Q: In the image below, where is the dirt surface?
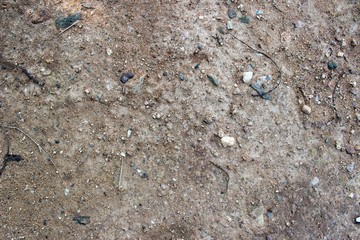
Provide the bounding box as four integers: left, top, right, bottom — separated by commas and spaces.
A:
0, 0, 359, 239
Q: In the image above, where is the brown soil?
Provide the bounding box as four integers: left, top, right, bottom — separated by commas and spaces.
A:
0, 0, 359, 239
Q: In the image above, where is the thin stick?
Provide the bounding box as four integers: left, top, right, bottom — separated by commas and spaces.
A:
0, 125, 58, 172
118, 158, 124, 190
59, 20, 79, 35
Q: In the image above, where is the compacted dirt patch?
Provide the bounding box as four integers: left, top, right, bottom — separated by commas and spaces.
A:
0, 0, 359, 239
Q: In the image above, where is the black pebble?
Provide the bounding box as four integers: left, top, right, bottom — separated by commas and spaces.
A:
120, 72, 134, 83
141, 172, 148, 179
328, 61, 337, 70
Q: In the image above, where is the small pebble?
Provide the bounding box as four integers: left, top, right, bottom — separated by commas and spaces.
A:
221, 136, 236, 147
64, 188, 70, 196
73, 216, 90, 225
301, 105, 312, 115
228, 9, 237, 19
120, 72, 134, 83
293, 20, 305, 29
227, 21, 234, 30
242, 71, 253, 83
240, 16, 250, 24
336, 51, 344, 58
251, 206, 264, 225
207, 74, 220, 86
310, 177, 320, 187
256, 10, 263, 16
327, 61, 337, 70
336, 140, 342, 150
178, 73, 186, 81
346, 146, 356, 155
346, 163, 355, 173
266, 210, 273, 219
233, 88, 241, 95
355, 217, 360, 224
106, 48, 113, 56
127, 129, 132, 138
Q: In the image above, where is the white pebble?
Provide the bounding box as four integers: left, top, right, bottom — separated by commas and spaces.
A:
221, 136, 236, 147
242, 72, 253, 83
227, 21, 234, 30
106, 47, 113, 56
336, 51, 344, 57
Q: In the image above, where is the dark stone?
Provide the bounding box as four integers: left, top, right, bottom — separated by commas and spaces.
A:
207, 74, 220, 86
178, 73, 186, 81
228, 9, 237, 19
266, 209, 273, 219
55, 13, 81, 29
73, 216, 90, 225
328, 61, 337, 70
240, 16, 250, 24
120, 72, 134, 83
141, 172, 148, 179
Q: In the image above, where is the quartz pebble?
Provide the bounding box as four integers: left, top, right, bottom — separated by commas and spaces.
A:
336, 51, 344, 57
242, 72, 253, 83
221, 136, 236, 147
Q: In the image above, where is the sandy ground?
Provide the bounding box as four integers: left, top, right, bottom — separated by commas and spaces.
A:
0, 0, 359, 239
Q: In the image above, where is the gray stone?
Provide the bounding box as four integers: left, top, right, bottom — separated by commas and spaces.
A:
55, 13, 81, 29
228, 9, 237, 19
346, 163, 355, 173
310, 177, 319, 187
252, 206, 264, 225
293, 20, 305, 29
207, 75, 220, 86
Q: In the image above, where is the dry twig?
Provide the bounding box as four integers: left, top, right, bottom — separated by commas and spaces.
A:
228, 32, 282, 97
59, 20, 79, 35
0, 125, 58, 172
118, 158, 124, 190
